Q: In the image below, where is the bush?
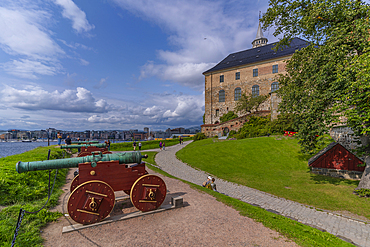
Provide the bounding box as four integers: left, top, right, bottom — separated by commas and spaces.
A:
193, 132, 207, 141
234, 114, 297, 139
220, 111, 238, 123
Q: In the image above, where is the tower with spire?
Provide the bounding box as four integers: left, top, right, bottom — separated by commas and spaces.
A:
252, 13, 268, 48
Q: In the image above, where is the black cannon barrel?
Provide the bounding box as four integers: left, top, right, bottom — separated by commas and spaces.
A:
16, 152, 147, 174
60, 143, 107, 149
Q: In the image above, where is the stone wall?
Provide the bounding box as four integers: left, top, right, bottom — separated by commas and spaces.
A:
201, 111, 270, 138
311, 167, 363, 180
204, 56, 290, 125
329, 126, 360, 151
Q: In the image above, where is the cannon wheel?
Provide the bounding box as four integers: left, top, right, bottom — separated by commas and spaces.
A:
70, 174, 79, 192
68, 180, 115, 225
78, 151, 91, 157
130, 174, 166, 212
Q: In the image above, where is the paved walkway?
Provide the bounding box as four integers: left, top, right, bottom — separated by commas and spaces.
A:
153, 141, 370, 247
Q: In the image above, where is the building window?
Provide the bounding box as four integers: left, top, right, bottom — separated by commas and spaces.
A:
216, 109, 219, 117
253, 68, 258, 77
219, 90, 225, 102
235, 72, 240, 80
220, 75, 224, 83
271, 82, 279, 92
252, 85, 259, 97
272, 64, 278, 73
234, 87, 241, 101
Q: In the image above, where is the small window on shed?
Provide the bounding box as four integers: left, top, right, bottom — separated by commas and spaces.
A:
215, 109, 219, 117
253, 69, 258, 77
220, 75, 224, 83
235, 72, 240, 80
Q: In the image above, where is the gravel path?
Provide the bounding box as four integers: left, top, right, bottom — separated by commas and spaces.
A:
155, 141, 370, 247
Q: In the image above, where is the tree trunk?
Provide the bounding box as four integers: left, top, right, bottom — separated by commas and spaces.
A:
356, 155, 370, 190
356, 136, 370, 190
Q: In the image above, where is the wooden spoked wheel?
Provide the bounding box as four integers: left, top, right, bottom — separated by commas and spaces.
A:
78, 152, 91, 157
130, 174, 167, 212
68, 180, 115, 225
70, 174, 79, 192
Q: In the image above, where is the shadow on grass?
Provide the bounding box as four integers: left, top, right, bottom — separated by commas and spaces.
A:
309, 173, 359, 186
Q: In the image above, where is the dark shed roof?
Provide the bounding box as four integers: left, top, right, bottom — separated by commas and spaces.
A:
203, 37, 309, 75
308, 142, 364, 165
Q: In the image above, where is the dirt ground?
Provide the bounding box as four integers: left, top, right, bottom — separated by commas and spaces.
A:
41, 169, 297, 247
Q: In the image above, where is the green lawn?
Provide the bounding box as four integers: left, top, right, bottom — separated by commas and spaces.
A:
176, 137, 370, 219
0, 146, 69, 246
110, 138, 191, 151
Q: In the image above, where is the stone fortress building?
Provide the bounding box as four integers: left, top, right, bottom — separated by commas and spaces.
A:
201, 22, 309, 137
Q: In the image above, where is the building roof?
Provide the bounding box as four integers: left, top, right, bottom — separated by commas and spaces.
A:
203, 37, 309, 75
308, 142, 364, 165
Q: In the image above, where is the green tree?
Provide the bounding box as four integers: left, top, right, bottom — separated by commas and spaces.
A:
220, 111, 239, 123
235, 93, 268, 114
261, 0, 370, 188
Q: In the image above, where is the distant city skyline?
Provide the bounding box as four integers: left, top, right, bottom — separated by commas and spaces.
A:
0, 0, 277, 131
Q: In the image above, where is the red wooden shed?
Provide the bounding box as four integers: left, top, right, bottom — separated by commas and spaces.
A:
308, 142, 364, 172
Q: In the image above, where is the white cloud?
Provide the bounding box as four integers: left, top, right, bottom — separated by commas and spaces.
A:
1, 59, 61, 79
87, 92, 204, 128
113, 0, 270, 89
79, 58, 89, 66
94, 77, 108, 89
53, 0, 95, 33
1, 85, 111, 113
140, 62, 214, 90
0, 6, 64, 60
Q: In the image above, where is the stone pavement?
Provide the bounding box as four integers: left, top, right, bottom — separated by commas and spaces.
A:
153, 141, 370, 247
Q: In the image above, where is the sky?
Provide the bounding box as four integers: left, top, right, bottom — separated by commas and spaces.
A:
0, 0, 277, 131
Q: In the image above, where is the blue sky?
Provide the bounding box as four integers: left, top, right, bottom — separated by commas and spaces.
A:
0, 0, 277, 131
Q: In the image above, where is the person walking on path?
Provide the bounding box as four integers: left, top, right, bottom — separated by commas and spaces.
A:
57, 132, 62, 146
159, 141, 163, 151
139, 142, 142, 150
105, 139, 111, 151
77, 137, 81, 152
133, 140, 137, 151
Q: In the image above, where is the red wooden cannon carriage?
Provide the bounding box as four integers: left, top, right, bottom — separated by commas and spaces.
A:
16, 152, 166, 225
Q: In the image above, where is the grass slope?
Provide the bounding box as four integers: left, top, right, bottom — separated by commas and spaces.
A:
0, 146, 69, 246
110, 138, 190, 151
176, 137, 370, 219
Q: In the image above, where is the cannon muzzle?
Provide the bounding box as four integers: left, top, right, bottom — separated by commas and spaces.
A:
16, 151, 147, 174
60, 143, 107, 149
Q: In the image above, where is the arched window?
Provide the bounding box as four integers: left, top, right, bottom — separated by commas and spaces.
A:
271, 82, 279, 92
252, 85, 259, 97
219, 90, 225, 102
234, 87, 241, 101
